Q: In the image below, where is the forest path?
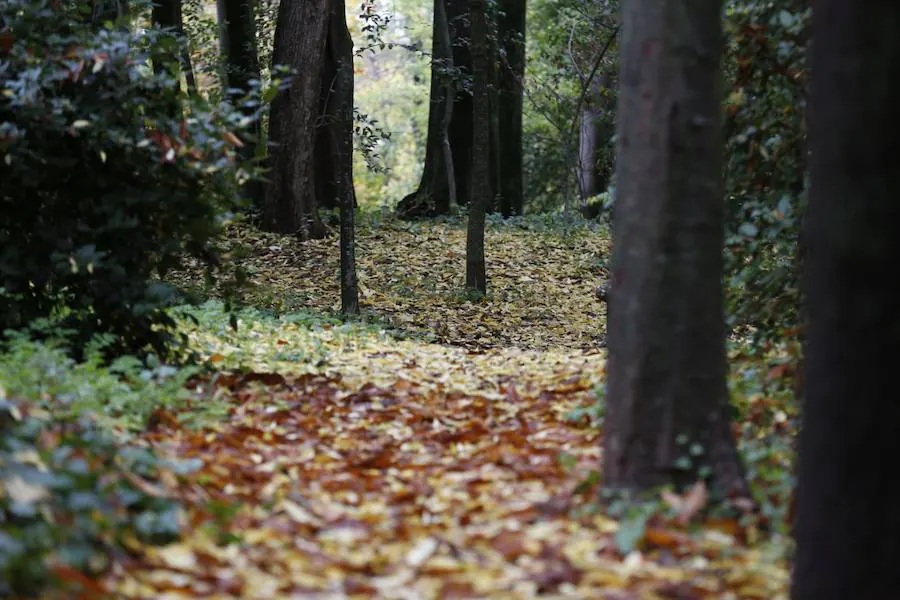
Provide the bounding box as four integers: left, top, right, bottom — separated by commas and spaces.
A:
109, 218, 789, 598
104, 339, 786, 598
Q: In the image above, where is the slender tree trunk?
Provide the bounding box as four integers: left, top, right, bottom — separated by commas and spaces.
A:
438, 0, 457, 211
396, 0, 455, 219
497, 0, 525, 216
448, 0, 473, 207
217, 0, 263, 206
488, 19, 502, 215
466, 0, 489, 293
791, 3, 900, 598
578, 106, 600, 199
321, 0, 359, 315
177, 3, 197, 94
262, 0, 329, 239
604, 0, 749, 498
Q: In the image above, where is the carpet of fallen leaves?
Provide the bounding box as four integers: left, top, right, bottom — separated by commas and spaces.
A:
106, 217, 790, 599
173, 215, 609, 351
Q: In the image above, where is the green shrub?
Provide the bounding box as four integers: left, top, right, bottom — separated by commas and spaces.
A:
0, 330, 200, 431
722, 1, 810, 345
0, 396, 195, 597
0, 0, 259, 360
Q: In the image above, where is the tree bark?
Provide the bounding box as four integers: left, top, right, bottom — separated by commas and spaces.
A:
497, 0, 525, 216
578, 75, 615, 201
448, 0, 473, 207
791, 3, 900, 598
465, 0, 489, 293
578, 106, 601, 199
315, 0, 356, 213
217, 0, 263, 206
604, 0, 749, 498
177, 2, 197, 94
320, 0, 359, 315
396, 0, 456, 219
262, 0, 329, 239
488, 16, 502, 215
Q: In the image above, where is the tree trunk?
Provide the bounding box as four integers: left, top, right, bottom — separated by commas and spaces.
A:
315, 0, 357, 213
603, 0, 749, 498
488, 17, 502, 215
177, 2, 197, 94
465, 0, 489, 293
448, 0, 473, 207
497, 0, 525, 216
578, 75, 614, 201
791, 3, 900, 598
217, 0, 263, 206
262, 0, 329, 239
396, 0, 456, 219
578, 106, 600, 199
320, 0, 359, 315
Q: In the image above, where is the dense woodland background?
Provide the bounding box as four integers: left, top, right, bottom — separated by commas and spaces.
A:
2, 0, 897, 598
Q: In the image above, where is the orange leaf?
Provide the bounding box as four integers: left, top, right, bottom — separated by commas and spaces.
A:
49, 565, 107, 595
643, 526, 692, 550
223, 130, 245, 148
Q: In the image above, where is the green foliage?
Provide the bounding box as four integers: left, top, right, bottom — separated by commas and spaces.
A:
173, 300, 396, 373
0, 393, 194, 597
565, 383, 606, 426
728, 340, 799, 539
523, 0, 618, 212
0, 0, 259, 359
0, 330, 201, 431
348, 1, 431, 208
722, 1, 810, 344
183, 0, 224, 97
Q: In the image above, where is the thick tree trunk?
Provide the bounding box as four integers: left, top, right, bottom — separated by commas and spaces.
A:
791, 3, 900, 598
262, 0, 329, 239
604, 0, 749, 498
465, 0, 489, 293
315, 0, 357, 213
448, 0, 473, 207
217, 0, 263, 206
497, 0, 525, 216
396, 0, 455, 219
319, 0, 359, 315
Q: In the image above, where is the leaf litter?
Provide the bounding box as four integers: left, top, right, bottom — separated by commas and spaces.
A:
101, 217, 789, 598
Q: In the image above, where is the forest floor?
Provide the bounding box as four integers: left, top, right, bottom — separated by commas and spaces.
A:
102, 215, 792, 598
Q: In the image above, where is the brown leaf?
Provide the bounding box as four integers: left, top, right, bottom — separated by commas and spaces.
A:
491, 529, 528, 561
